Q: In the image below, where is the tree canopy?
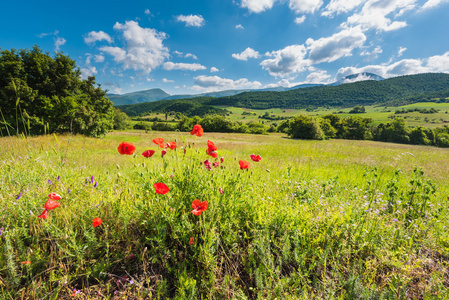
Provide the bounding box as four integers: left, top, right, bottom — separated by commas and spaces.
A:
0, 46, 114, 137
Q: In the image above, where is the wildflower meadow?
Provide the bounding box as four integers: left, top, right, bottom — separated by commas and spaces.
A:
1, 127, 449, 299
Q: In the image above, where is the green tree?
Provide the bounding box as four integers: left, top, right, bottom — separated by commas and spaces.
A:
0, 46, 114, 137
287, 115, 324, 140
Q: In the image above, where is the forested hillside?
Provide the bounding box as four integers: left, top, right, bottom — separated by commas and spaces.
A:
118, 73, 449, 116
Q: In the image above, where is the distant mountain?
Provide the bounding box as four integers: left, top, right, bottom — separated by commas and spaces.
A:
107, 88, 170, 106
117, 73, 449, 117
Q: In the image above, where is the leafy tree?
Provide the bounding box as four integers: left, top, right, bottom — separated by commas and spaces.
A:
287, 115, 324, 140
0, 46, 114, 137
113, 108, 132, 130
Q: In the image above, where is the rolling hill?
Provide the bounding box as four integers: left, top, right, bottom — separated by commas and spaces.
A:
116, 73, 449, 117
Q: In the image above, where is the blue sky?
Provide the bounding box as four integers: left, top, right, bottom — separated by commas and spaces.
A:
1, 0, 449, 95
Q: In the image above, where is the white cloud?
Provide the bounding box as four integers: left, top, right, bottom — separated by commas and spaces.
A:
321, 0, 365, 17
173, 50, 183, 56
176, 15, 205, 27
84, 31, 113, 44
146, 78, 154, 82
80, 66, 97, 79
288, 0, 323, 14
422, 0, 449, 9
294, 16, 306, 24
343, 0, 416, 32
236, 24, 244, 29
185, 53, 198, 60
37, 30, 59, 38
306, 69, 332, 83
336, 51, 449, 80
398, 47, 407, 57
162, 78, 175, 83
54, 37, 66, 52
361, 45, 383, 60
232, 47, 261, 61
261, 44, 309, 77
192, 75, 262, 92
145, 9, 151, 15
94, 54, 105, 63
210, 67, 219, 72
240, 0, 276, 13
99, 21, 169, 73
307, 26, 366, 64
163, 62, 206, 71
342, 73, 379, 84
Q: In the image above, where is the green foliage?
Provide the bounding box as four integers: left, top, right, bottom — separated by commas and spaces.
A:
349, 105, 366, 113
113, 108, 132, 130
0, 46, 114, 137
287, 115, 325, 140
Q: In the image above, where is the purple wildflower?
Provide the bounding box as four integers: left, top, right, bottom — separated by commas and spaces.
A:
91, 175, 94, 184
57, 175, 60, 181
94, 182, 98, 188
48, 179, 53, 185
15, 193, 22, 200
67, 188, 72, 193
129, 279, 134, 284
0, 228, 4, 236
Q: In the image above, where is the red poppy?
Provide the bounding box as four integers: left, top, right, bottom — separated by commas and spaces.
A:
117, 142, 136, 155
153, 138, 165, 148
154, 182, 169, 194
239, 160, 250, 170
184, 147, 187, 155
21, 261, 31, 264
44, 199, 60, 210
219, 187, 224, 194
250, 154, 262, 162
48, 192, 61, 201
92, 218, 102, 227
212, 162, 219, 168
142, 149, 155, 158
189, 237, 195, 245
161, 149, 167, 157
190, 124, 204, 137
166, 142, 177, 150
206, 149, 218, 158
37, 209, 49, 219
191, 199, 208, 216
204, 160, 212, 170
220, 157, 224, 163
207, 140, 217, 151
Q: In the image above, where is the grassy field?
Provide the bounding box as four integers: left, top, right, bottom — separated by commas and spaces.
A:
1, 131, 449, 299
214, 103, 449, 128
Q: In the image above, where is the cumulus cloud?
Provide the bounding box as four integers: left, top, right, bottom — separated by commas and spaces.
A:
336, 51, 449, 80
232, 47, 261, 61
343, 0, 416, 32
54, 37, 66, 52
94, 54, 105, 63
294, 16, 306, 24
422, 0, 449, 9
288, 0, 323, 14
80, 66, 97, 79
185, 53, 198, 60
261, 45, 309, 77
305, 69, 332, 83
176, 15, 205, 27
84, 31, 113, 45
307, 26, 366, 64
163, 62, 206, 71
210, 67, 219, 72
236, 24, 244, 29
145, 9, 151, 15
192, 75, 262, 92
321, 0, 365, 17
99, 21, 169, 73
162, 78, 175, 83
240, 0, 276, 13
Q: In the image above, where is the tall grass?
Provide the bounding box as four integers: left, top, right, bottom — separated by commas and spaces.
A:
0, 131, 448, 299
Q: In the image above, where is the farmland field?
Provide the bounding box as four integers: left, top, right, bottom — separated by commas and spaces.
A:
1, 131, 449, 299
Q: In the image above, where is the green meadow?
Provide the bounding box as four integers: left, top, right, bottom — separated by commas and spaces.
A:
1, 131, 449, 299
213, 102, 449, 128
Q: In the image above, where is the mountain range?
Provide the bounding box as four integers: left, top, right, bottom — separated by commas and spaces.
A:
107, 72, 382, 106
116, 73, 449, 117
